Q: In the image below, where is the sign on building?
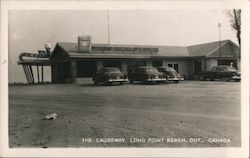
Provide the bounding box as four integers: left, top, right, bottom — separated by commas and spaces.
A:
78, 35, 92, 53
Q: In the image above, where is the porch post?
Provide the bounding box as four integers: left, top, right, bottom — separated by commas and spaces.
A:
71, 60, 77, 83
121, 61, 127, 73
96, 61, 103, 70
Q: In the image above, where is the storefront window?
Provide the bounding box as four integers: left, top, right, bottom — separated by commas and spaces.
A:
153, 61, 162, 67
167, 63, 179, 72
218, 60, 237, 69
103, 60, 121, 69
174, 64, 179, 72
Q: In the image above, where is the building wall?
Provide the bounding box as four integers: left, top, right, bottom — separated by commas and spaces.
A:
237, 58, 241, 71
56, 58, 238, 83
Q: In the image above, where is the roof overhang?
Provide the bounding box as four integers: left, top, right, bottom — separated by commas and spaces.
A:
68, 52, 191, 59
18, 59, 52, 66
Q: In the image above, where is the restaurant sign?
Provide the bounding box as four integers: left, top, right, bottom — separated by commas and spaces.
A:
91, 46, 159, 54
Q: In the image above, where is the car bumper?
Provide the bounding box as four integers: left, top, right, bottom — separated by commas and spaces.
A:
147, 78, 166, 82
168, 77, 184, 81
108, 78, 129, 82
232, 76, 241, 80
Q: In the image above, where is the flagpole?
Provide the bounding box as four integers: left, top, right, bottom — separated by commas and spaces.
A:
107, 10, 110, 45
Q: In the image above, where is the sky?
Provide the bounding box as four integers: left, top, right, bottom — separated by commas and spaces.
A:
8, 10, 238, 83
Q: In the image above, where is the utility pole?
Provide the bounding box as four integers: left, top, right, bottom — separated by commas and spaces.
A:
218, 22, 222, 65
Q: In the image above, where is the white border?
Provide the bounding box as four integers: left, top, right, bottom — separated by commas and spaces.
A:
1, 1, 249, 157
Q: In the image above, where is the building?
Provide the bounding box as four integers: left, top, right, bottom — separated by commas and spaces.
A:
18, 35, 240, 84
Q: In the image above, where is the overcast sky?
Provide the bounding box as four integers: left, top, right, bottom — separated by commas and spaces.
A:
8, 10, 238, 83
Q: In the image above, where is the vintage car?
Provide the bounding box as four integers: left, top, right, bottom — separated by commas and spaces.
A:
157, 67, 184, 83
128, 66, 166, 84
198, 65, 241, 81
92, 67, 128, 85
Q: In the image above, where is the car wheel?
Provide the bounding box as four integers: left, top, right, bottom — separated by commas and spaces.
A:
143, 80, 148, 84
174, 81, 179, 83
119, 82, 124, 85
93, 80, 98, 85
104, 80, 111, 86
199, 76, 205, 81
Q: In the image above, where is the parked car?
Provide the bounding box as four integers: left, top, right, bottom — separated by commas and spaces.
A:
157, 67, 184, 83
92, 67, 128, 85
128, 66, 166, 84
198, 65, 241, 81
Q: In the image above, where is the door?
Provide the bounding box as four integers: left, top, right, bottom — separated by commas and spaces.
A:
194, 61, 202, 74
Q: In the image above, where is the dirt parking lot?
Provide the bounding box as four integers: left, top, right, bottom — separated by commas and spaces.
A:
9, 80, 241, 147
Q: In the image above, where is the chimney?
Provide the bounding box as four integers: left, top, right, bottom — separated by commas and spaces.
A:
78, 35, 92, 53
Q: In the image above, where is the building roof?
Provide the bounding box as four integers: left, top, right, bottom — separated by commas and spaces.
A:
52, 40, 239, 59
18, 59, 52, 66
187, 40, 236, 57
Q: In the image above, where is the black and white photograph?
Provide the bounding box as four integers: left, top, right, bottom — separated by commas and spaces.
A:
0, 0, 249, 157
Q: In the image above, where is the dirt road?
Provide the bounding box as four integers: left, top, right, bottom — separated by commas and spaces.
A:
9, 81, 241, 147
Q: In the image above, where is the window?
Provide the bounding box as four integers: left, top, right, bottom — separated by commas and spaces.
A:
168, 64, 173, 67
174, 64, 179, 73
136, 61, 146, 67
103, 60, 121, 69
153, 61, 163, 67
168, 63, 179, 72
218, 60, 237, 68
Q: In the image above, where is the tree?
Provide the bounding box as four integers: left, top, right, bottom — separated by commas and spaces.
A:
227, 9, 241, 56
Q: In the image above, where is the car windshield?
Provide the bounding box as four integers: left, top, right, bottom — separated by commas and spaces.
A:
145, 67, 159, 73
103, 68, 121, 73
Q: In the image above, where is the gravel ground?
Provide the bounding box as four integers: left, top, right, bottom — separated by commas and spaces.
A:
9, 80, 241, 148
